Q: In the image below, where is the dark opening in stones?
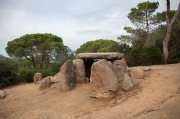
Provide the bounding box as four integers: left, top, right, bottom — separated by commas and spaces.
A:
83, 59, 94, 80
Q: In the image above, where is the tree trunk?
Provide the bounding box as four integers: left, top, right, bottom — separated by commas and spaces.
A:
163, 35, 170, 64
31, 55, 36, 68
145, 30, 151, 47
144, 11, 151, 47
163, 0, 180, 64
40, 53, 44, 69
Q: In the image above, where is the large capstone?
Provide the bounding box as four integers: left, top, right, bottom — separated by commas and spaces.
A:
77, 52, 123, 60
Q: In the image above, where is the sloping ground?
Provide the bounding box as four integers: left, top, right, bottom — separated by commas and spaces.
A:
0, 63, 180, 119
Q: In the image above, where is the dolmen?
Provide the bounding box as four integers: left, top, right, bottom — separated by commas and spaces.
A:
34, 52, 149, 99
58, 52, 134, 99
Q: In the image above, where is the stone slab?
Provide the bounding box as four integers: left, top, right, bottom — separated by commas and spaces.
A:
77, 52, 123, 60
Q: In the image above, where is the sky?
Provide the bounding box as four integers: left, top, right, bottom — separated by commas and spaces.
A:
0, 0, 179, 56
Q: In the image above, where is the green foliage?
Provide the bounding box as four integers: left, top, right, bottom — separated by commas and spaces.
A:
4, 33, 75, 86
118, 1, 160, 47
118, 2, 179, 64
5, 33, 65, 69
18, 67, 35, 83
154, 10, 176, 23
152, 11, 180, 64
128, 1, 159, 27
118, 27, 146, 47
0, 55, 18, 88
40, 68, 56, 78
47, 63, 60, 75
168, 17, 180, 63
168, 40, 180, 63
18, 65, 59, 83
125, 46, 163, 66
50, 46, 76, 66
76, 39, 125, 54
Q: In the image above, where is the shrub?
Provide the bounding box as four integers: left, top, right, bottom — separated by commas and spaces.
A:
168, 40, 180, 63
18, 68, 36, 83
0, 55, 18, 88
18, 66, 59, 83
40, 68, 56, 78
125, 46, 163, 66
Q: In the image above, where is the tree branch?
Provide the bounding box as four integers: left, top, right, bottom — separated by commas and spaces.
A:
23, 55, 32, 61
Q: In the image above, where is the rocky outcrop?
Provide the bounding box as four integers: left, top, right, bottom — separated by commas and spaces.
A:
59, 60, 75, 91
39, 76, 51, 91
73, 59, 86, 83
122, 73, 134, 91
34, 73, 42, 84
130, 67, 144, 79
112, 59, 127, 83
0, 90, 7, 99
90, 59, 119, 99
78, 52, 123, 60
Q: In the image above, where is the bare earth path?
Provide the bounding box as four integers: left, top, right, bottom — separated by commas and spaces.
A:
0, 63, 180, 119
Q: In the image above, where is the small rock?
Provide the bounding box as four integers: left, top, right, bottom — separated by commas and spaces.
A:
85, 77, 90, 84
50, 75, 59, 83
130, 67, 144, 79
0, 90, 7, 99
142, 67, 151, 71
43, 116, 48, 119
40, 91, 46, 95
110, 99, 116, 105
39, 76, 51, 91
122, 73, 134, 91
163, 116, 166, 118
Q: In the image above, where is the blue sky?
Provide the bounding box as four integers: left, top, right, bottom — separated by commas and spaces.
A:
0, 0, 179, 56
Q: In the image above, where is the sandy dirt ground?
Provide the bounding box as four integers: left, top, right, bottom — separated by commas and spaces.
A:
0, 63, 180, 119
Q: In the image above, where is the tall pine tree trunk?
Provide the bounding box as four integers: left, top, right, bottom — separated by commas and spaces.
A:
163, 0, 180, 64
144, 11, 151, 47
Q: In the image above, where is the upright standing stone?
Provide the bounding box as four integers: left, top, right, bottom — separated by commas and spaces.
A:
73, 59, 86, 84
90, 59, 119, 99
112, 59, 127, 83
34, 73, 42, 84
59, 60, 75, 91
